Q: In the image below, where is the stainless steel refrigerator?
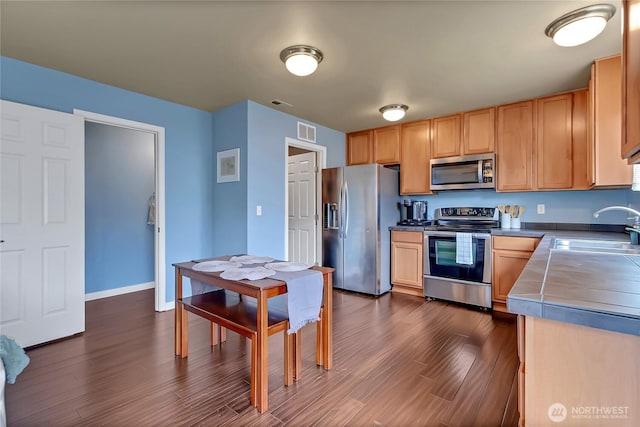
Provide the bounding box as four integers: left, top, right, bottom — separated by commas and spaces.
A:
322, 164, 400, 295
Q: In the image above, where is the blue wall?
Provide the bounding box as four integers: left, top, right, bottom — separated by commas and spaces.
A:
1, 56, 214, 303
246, 101, 345, 258
85, 122, 155, 293
210, 100, 345, 259
409, 188, 637, 225
211, 101, 249, 257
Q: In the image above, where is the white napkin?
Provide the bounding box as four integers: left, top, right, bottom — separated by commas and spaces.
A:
220, 267, 277, 281
271, 269, 323, 334
229, 255, 275, 264
455, 233, 474, 265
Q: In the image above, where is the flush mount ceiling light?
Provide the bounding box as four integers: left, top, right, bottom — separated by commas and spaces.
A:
379, 104, 409, 122
279, 45, 323, 77
545, 4, 616, 47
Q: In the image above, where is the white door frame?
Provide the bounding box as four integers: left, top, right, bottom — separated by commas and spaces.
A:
284, 137, 326, 265
73, 109, 167, 312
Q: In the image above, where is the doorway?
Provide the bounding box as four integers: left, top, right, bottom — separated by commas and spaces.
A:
285, 137, 326, 264
74, 110, 167, 311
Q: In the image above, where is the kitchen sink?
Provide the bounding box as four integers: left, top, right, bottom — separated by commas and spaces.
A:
550, 238, 640, 255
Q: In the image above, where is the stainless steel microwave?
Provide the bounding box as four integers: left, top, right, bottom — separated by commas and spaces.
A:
430, 153, 495, 190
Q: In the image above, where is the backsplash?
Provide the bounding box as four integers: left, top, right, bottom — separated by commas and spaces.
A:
408, 189, 638, 225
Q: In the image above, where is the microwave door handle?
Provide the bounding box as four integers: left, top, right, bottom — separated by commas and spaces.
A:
477, 160, 483, 183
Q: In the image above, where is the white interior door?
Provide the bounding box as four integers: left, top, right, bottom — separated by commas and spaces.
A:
287, 151, 317, 263
0, 100, 85, 347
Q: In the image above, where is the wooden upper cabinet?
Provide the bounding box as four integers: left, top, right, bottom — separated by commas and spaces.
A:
622, 0, 640, 163
591, 55, 633, 185
431, 114, 462, 158
572, 89, 591, 190
463, 107, 495, 155
346, 130, 373, 165
536, 93, 573, 190
496, 100, 535, 192
400, 120, 433, 195
373, 125, 401, 165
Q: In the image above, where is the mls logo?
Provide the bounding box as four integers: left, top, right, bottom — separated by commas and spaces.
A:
548, 403, 568, 423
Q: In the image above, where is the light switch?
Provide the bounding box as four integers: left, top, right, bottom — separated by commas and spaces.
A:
256, 205, 262, 216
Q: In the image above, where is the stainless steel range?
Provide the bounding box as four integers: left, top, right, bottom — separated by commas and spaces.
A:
423, 207, 499, 309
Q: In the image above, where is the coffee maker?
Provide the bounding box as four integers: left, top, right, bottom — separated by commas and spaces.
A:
399, 199, 429, 225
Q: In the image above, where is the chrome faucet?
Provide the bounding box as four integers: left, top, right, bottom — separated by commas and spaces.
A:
593, 206, 640, 227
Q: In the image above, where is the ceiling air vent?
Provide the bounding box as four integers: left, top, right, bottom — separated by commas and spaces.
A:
297, 122, 316, 143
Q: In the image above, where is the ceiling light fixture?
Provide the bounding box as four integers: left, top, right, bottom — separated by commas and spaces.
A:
379, 104, 408, 122
545, 4, 616, 47
279, 45, 323, 77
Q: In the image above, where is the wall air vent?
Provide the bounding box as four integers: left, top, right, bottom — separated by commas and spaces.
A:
271, 99, 293, 107
297, 122, 316, 143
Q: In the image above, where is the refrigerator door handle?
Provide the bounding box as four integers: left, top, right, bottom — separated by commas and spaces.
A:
344, 181, 349, 239
339, 183, 344, 238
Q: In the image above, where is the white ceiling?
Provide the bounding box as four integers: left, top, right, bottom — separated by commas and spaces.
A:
0, 1, 623, 133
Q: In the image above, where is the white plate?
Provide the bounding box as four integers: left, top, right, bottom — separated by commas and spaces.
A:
220, 267, 277, 281
192, 260, 242, 272
265, 262, 313, 272
229, 255, 275, 264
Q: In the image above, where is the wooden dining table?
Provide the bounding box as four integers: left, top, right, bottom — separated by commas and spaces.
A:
173, 256, 334, 413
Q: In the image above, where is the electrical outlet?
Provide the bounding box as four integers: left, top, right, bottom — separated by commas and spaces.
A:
537, 204, 545, 214
256, 205, 262, 216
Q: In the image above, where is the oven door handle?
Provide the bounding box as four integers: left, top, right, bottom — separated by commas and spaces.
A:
423, 230, 491, 239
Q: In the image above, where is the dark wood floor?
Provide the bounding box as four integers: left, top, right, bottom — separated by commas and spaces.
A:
5, 288, 519, 426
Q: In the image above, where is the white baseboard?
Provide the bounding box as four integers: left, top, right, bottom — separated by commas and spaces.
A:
85, 281, 156, 301
157, 300, 175, 312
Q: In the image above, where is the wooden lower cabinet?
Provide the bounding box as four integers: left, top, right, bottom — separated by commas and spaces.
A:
492, 236, 540, 312
391, 230, 423, 296
518, 316, 640, 426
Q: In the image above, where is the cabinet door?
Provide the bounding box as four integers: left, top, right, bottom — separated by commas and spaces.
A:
400, 120, 432, 195
431, 114, 462, 158
622, 0, 640, 163
593, 56, 633, 185
374, 125, 401, 164
463, 107, 495, 155
497, 100, 535, 191
391, 241, 423, 289
571, 89, 593, 190
537, 93, 573, 190
346, 130, 373, 165
572, 89, 591, 190
492, 249, 532, 304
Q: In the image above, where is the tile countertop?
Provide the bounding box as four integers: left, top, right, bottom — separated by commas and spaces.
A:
505, 229, 640, 336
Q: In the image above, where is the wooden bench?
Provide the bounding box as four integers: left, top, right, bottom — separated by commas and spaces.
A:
178, 289, 297, 406
207, 309, 322, 382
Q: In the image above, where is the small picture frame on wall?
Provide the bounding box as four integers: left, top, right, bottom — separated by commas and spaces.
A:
217, 148, 240, 183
